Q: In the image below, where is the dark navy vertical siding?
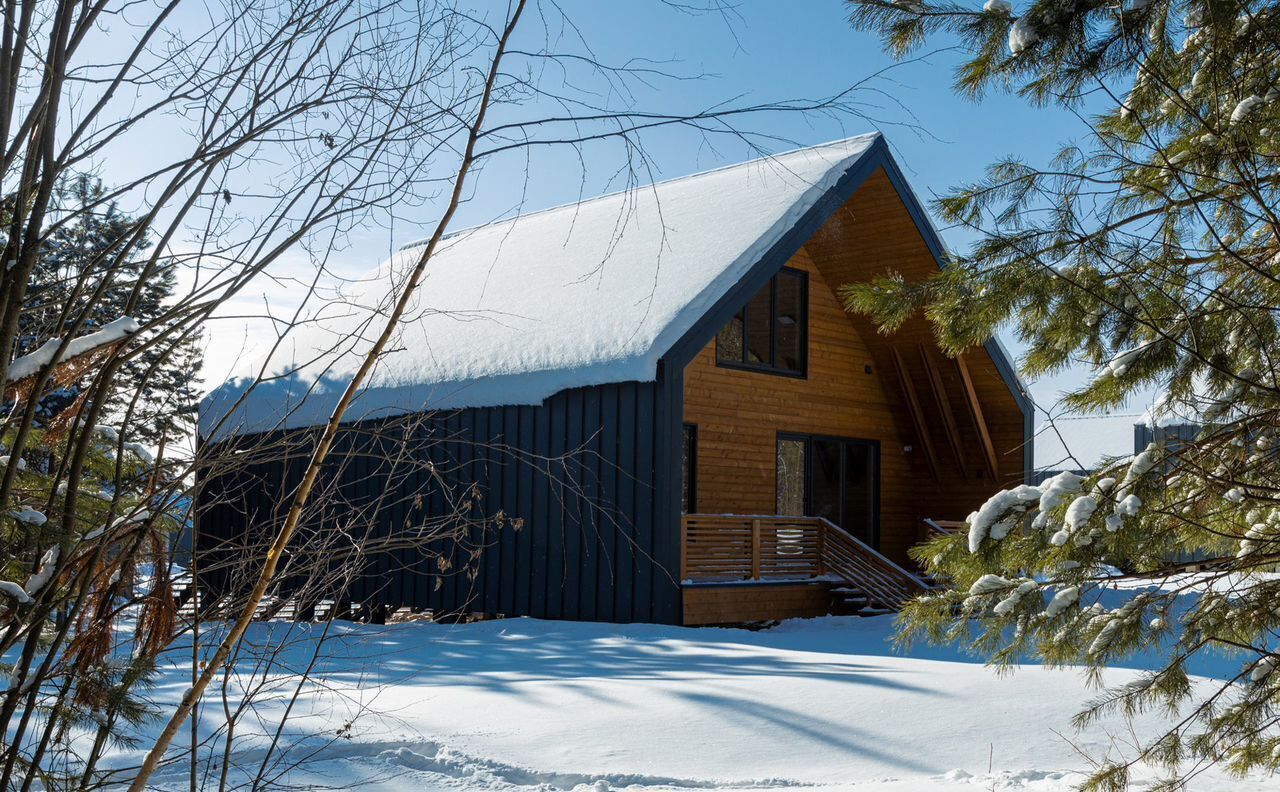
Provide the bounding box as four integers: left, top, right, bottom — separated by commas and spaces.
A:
546, 395, 567, 619
652, 363, 684, 624
598, 388, 618, 623
562, 389, 583, 619
530, 404, 551, 617
196, 378, 681, 624
514, 406, 535, 615
1134, 421, 1201, 454
580, 388, 601, 621
614, 386, 637, 622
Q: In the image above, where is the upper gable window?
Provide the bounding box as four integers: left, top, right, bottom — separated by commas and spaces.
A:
715, 268, 807, 376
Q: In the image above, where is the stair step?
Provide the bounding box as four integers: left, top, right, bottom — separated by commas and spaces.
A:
827, 584, 896, 617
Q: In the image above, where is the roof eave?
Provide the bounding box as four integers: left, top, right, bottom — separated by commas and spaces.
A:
659, 136, 1036, 479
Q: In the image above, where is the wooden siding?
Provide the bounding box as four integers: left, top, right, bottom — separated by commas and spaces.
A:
683, 582, 832, 625
682, 167, 1027, 568
682, 246, 922, 564
802, 168, 1028, 507
197, 379, 683, 624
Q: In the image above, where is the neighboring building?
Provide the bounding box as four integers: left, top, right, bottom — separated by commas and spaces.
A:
197, 135, 1032, 626
1033, 418, 1202, 484
1134, 421, 1202, 455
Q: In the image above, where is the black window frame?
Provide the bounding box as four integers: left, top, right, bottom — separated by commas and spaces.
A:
715, 267, 808, 378
774, 431, 881, 548
681, 423, 698, 514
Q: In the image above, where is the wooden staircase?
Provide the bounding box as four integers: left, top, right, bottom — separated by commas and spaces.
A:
828, 586, 896, 617
681, 514, 934, 615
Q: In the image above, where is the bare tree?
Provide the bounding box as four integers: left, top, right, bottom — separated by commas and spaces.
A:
0, 0, 913, 787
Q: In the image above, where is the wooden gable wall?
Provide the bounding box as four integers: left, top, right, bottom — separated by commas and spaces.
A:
682, 167, 1027, 567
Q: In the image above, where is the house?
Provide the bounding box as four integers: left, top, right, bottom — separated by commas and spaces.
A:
1134, 420, 1201, 458
197, 134, 1032, 626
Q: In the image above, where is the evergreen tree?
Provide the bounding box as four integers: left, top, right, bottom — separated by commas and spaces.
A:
16, 176, 202, 448
844, 0, 1280, 787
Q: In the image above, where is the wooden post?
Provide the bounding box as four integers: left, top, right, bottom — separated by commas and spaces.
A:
815, 519, 826, 576
751, 518, 762, 580
891, 347, 941, 481
680, 515, 688, 580
919, 344, 967, 477
955, 353, 999, 481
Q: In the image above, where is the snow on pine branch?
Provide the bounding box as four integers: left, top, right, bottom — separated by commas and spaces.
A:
965, 446, 1160, 553
966, 470, 1086, 552
23, 547, 59, 596
967, 485, 1044, 551
1101, 340, 1157, 378
1230, 95, 1264, 126
0, 581, 32, 605
8, 506, 47, 526
1008, 16, 1039, 54
4, 317, 141, 384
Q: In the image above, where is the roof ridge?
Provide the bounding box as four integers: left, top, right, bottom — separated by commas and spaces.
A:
398, 132, 882, 251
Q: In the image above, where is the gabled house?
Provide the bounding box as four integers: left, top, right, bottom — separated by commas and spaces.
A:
198, 134, 1032, 626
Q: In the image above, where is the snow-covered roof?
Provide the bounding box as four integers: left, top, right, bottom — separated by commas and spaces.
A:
200, 134, 889, 440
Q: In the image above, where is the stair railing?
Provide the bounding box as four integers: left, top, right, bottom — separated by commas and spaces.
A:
921, 517, 965, 537
681, 513, 933, 611
813, 516, 932, 610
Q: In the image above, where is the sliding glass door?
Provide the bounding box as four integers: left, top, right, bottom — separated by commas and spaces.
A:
776, 434, 879, 547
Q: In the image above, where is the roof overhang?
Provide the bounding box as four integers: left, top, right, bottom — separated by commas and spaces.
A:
660, 135, 1034, 478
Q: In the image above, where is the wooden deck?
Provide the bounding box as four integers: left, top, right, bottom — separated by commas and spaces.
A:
680, 514, 933, 625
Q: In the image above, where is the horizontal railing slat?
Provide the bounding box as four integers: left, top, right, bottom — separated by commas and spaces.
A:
682, 513, 932, 611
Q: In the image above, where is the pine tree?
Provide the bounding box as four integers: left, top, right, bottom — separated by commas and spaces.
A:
1, 177, 192, 788
843, 0, 1280, 787
16, 176, 202, 447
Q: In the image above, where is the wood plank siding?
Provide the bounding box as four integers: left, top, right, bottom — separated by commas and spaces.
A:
682, 168, 1026, 567
683, 582, 832, 626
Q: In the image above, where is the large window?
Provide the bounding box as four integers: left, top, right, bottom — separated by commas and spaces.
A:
775, 433, 879, 547
715, 268, 807, 376
776, 436, 808, 518
681, 424, 697, 513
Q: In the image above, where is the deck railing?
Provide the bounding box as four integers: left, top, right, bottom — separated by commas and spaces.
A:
681, 514, 932, 610
920, 517, 966, 546
922, 517, 966, 535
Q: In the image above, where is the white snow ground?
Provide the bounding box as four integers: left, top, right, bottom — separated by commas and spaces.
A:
104, 614, 1272, 792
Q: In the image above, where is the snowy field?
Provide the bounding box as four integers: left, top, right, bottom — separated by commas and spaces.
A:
98, 613, 1274, 792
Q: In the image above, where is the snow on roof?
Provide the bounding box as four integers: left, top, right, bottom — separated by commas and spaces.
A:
1139, 392, 1204, 428
201, 134, 882, 439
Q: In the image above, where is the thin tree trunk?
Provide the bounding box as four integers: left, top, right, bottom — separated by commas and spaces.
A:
125, 3, 528, 787
190, 514, 200, 792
